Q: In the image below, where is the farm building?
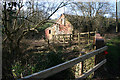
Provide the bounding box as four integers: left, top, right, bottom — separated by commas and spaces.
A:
45, 13, 87, 40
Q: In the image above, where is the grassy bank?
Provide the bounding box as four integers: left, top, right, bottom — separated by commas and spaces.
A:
105, 33, 120, 78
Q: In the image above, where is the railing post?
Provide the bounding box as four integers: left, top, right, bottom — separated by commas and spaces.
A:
48, 39, 49, 47
53, 35, 54, 44
88, 32, 90, 44
63, 34, 65, 44
78, 33, 80, 47
80, 52, 84, 75
94, 33, 105, 77
70, 34, 72, 46
95, 33, 105, 63
58, 35, 60, 41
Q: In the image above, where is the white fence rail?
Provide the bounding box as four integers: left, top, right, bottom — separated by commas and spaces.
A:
20, 46, 108, 80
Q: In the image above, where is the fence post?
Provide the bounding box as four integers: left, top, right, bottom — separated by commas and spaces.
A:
70, 34, 72, 46
58, 35, 60, 41
88, 32, 90, 45
80, 52, 84, 75
53, 35, 54, 44
78, 33, 80, 46
94, 33, 105, 77
48, 39, 49, 47
63, 34, 65, 44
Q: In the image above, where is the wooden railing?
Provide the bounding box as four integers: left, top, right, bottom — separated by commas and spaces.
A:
51, 31, 95, 44
20, 46, 108, 80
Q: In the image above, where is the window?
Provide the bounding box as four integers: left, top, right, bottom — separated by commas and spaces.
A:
49, 30, 51, 34
62, 19, 64, 25
61, 19, 63, 24
61, 18, 65, 25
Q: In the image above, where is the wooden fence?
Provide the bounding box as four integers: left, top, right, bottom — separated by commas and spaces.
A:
20, 46, 107, 80
50, 31, 95, 45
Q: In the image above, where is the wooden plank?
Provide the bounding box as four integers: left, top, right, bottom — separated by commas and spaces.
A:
78, 33, 80, 46
80, 41, 86, 43
80, 32, 88, 35
80, 37, 86, 39
57, 34, 72, 36
20, 46, 108, 79
80, 32, 95, 35
76, 59, 107, 79
90, 32, 95, 34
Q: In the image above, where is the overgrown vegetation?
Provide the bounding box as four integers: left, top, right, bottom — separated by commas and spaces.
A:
11, 50, 75, 79
10, 43, 77, 79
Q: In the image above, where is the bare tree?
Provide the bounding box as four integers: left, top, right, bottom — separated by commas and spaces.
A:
2, 0, 70, 79
70, 2, 113, 32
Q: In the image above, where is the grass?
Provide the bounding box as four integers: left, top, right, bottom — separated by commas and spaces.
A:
105, 34, 120, 77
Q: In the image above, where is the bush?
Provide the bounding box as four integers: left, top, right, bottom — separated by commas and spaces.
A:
12, 51, 75, 79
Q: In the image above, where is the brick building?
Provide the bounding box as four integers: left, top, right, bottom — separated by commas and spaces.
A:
45, 13, 85, 40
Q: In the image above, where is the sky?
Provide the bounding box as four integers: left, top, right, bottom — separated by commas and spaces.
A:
0, 0, 120, 19
21, 0, 120, 2
53, 0, 120, 19
50, 0, 118, 19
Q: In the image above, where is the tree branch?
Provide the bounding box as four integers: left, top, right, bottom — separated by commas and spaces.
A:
13, 3, 24, 29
